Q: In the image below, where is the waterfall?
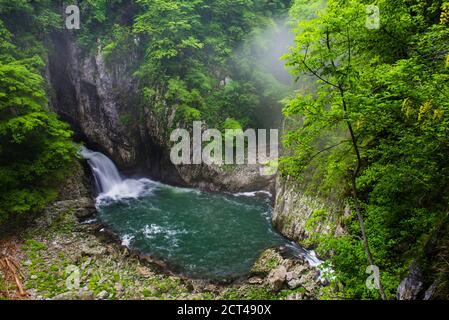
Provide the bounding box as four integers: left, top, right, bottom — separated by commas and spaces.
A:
79, 146, 155, 202
80, 146, 123, 193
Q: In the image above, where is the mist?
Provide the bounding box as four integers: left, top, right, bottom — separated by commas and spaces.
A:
235, 17, 296, 86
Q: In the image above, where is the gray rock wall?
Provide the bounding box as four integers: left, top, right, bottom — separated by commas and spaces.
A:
273, 176, 344, 249
46, 31, 273, 192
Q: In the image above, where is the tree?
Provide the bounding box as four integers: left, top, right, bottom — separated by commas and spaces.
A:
282, 0, 449, 298
0, 19, 76, 225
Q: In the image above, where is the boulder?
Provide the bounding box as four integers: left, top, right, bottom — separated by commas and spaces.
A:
251, 248, 283, 275
97, 290, 109, 300
267, 265, 287, 291
80, 244, 107, 257
252, 248, 324, 297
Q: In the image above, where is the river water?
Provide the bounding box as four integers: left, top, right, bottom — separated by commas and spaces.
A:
80, 146, 320, 280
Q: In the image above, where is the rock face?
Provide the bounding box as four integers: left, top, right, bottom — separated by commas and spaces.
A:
272, 176, 343, 248
47, 32, 184, 186
397, 214, 449, 300
397, 262, 424, 300
397, 260, 445, 301
176, 164, 275, 192
48, 33, 139, 169
36, 161, 96, 230
47, 31, 273, 192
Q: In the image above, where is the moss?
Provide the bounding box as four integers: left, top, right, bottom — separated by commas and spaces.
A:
277, 287, 306, 299
22, 237, 76, 298
0, 274, 8, 299
23, 239, 47, 252
49, 209, 77, 234
221, 285, 280, 300
251, 249, 283, 275
119, 114, 135, 127
16, 194, 313, 300
140, 276, 186, 299
241, 287, 277, 300
198, 292, 215, 300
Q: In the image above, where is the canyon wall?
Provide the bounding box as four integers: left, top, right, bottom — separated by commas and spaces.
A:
272, 175, 344, 250
46, 31, 273, 192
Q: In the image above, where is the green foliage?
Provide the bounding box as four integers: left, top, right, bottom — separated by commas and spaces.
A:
42, 0, 294, 138
166, 78, 203, 125
0, 0, 61, 57
76, 0, 130, 53
131, 0, 293, 131
223, 118, 243, 131
102, 24, 135, 66
0, 0, 292, 225
288, 0, 326, 21
2, 0, 447, 301
282, 0, 449, 299
0, 14, 76, 225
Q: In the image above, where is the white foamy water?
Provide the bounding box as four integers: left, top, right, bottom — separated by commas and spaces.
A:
79, 146, 158, 204
142, 224, 188, 241
121, 234, 135, 247
285, 241, 334, 280
285, 241, 323, 267
232, 190, 273, 198
96, 178, 155, 203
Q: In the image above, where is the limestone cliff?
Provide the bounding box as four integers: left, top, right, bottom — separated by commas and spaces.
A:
272, 175, 344, 250
46, 31, 273, 192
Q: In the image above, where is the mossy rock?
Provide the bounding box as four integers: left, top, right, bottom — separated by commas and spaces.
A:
251, 248, 283, 276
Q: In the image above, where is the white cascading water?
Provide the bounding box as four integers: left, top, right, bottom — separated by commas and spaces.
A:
79, 146, 154, 203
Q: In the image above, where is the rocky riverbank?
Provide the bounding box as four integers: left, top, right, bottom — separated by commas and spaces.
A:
0, 162, 323, 300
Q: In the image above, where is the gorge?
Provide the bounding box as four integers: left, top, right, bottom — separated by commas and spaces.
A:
2, 0, 449, 301
80, 146, 321, 281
